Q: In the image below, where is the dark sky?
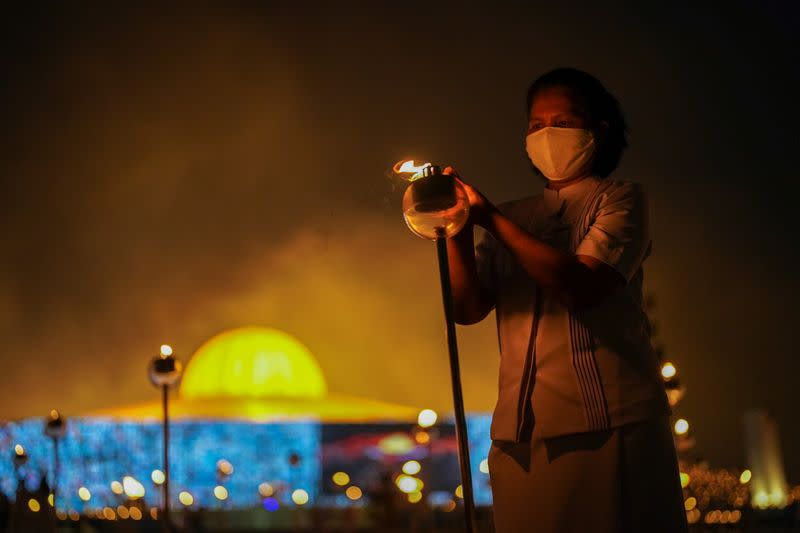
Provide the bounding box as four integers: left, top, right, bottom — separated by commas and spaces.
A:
2, 2, 798, 481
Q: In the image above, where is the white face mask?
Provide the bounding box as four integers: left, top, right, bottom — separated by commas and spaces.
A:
525, 127, 596, 182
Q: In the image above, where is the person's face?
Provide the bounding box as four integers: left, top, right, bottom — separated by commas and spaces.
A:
527, 86, 592, 135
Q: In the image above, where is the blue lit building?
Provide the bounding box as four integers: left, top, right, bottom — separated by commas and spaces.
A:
0, 327, 493, 516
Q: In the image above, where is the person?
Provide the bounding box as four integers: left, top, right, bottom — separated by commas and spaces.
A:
446, 67, 688, 532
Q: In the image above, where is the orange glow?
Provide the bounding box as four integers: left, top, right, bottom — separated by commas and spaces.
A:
258, 482, 274, 497
684, 497, 697, 511
393, 160, 431, 181
345, 486, 362, 500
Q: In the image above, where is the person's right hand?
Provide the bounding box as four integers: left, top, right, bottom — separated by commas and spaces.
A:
443, 166, 496, 228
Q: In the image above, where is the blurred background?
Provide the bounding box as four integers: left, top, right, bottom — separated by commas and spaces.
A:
1, 1, 798, 531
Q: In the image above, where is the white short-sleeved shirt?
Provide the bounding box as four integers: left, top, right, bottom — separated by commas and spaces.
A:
476, 176, 670, 442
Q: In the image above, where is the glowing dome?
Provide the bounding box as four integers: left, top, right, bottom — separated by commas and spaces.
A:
179, 327, 327, 400
88, 326, 420, 422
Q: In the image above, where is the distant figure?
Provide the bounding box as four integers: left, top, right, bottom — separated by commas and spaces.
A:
447, 67, 687, 532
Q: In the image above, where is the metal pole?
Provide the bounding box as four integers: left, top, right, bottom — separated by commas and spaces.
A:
52, 438, 59, 526
162, 384, 171, 531
435, 231, 477, 533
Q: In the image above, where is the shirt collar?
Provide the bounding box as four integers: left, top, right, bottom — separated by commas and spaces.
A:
543, 175, 601, 200
542, 175, 601, 215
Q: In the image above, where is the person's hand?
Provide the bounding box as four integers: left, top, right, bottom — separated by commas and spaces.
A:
443, 166, 496, 228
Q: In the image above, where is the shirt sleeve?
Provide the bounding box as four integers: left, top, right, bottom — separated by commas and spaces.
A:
474, 226, 498, 295
574, 181, 652, 283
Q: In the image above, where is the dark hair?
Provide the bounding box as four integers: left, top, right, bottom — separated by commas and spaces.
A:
526, 68, 628, 177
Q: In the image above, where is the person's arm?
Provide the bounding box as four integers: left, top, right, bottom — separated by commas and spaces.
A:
482, 209, 623, 308
451, 172, 633, 309
447, 223, 495, 325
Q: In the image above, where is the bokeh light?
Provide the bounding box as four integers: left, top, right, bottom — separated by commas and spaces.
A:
122, 476, 145, 499
28, 499, 40, 512
332, 472, 350, 486
396, 475, 423, 494
263, 497, 280, 512
402, 460, 421, 475
217, 459, 234, 476
292, 489, 309, 505
214, 485, 229, 500
258, 482, 274, 497
179, 491, 194, 506
345, 486, 362, 500
78, 487, 91, 501
674, 419, 689, 435
151, 469, 165, 484
418, 409, 438, 428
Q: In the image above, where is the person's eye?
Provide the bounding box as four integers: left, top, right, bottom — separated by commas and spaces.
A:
556, 120, 570, 127
529, 122, 543, 132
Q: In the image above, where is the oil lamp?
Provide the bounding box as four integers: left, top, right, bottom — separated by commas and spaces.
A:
394, 160, 476, 533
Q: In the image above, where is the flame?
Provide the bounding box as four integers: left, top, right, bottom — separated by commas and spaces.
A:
393, 159, 431, 181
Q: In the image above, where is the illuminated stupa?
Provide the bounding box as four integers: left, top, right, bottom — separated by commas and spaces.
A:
91, 326, 419, 423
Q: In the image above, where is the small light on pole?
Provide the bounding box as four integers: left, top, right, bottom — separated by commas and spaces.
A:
148, 344, 182, 530
395, 160, 476, 533
44, 409, 66, 517
13, 443, 28, 484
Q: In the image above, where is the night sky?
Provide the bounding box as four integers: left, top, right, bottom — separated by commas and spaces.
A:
2, 2, 798, 481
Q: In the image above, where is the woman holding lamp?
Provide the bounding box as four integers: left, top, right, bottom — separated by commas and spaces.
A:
446, 67, 687, 532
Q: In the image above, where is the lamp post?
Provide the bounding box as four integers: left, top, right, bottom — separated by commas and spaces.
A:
148, 344, 182, 531
44, 409, 66, 522
12, 444, 28, 488
396, 161, 477, 533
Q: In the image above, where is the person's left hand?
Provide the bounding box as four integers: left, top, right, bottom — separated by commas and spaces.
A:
443, 166, 495, 228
